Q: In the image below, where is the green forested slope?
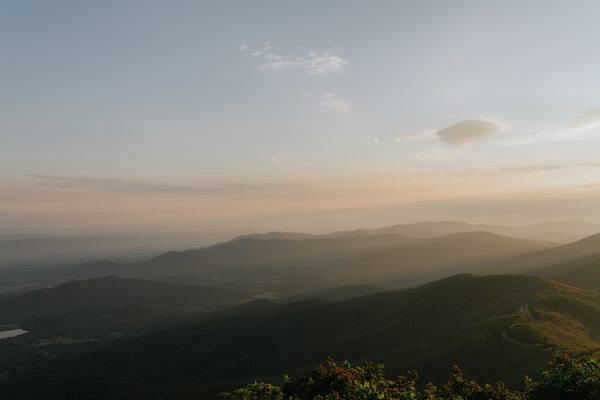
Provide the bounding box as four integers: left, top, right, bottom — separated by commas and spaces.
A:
5, 274, 599, 399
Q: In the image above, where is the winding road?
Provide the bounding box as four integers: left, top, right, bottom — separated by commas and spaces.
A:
501, 303, 536, 349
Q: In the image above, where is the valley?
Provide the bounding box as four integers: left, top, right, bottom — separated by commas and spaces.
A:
2, 221, 600, 399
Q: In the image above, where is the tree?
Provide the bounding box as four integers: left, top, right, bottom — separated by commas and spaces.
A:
221, 353, 600, 400
526, 353, 600, 400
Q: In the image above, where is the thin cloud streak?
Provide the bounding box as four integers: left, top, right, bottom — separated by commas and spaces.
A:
316, 93, 352, 113
30, 175, 266, 195
391, 130, 437, 143
569, 107, 600, 128
496, 107, 600, 146
362, 136, 380, 144
408, 148, 447, 161
496, 124, 600, 146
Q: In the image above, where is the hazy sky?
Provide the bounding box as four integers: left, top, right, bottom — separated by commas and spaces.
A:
2, 0, 600, 233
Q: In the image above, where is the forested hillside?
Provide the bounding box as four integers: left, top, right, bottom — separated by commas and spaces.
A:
4, 274, 600, 399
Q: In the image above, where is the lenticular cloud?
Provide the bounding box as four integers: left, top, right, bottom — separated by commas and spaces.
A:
436, 119, 506, 146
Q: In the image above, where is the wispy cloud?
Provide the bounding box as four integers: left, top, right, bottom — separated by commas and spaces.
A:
408, 148, 447, 161
496, 107, 600, 146
534, 153, 562, 162
496, 125, 600, 146
391, 130, 437, 143
301, 51, 349, 75
441, 163, 600, 178
31, 175, 265, 196
487, 164, 568, 176
240, 41, 275, 57
241, 43, 349, 76
316, 93, 352, 113
362, 136, 380, 144
569, 107, 600, 128
263, 157, 281, 163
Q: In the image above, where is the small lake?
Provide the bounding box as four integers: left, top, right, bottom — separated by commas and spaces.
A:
0, 329, 28, 339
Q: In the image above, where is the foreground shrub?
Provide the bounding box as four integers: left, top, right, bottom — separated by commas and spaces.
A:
221, 353, 600, 399
525, 353, 600, 400
221, 382, 284, 400
282, 358, 419, 400
221, 358, 523, 400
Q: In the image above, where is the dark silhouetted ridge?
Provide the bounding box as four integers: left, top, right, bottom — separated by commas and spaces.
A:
46, 273, 600, 398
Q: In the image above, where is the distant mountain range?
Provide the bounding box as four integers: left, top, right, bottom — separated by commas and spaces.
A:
113, 231, 549, 296
3, 220, 598, 269
123, 233, 414, 279
316, 231, 551, 287
5, 221, 600, 301
497, 234, 600, 291
485, 233, 600, 275
235, 220, 600, 243
0, 231, 248, 268
3, 221, 600, 399
549, 257, 600, 289
6, 225, 600, 339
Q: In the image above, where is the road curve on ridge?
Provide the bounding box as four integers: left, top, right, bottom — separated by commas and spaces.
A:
501, 304, 536, 349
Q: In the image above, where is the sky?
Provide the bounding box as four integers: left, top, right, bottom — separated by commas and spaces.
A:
1, 0, 600, 234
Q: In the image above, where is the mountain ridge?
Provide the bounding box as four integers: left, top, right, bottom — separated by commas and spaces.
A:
488, 233, 600, 275
231, 220, 600, 243
0, 276, 249, 326
21, 273, 600, 399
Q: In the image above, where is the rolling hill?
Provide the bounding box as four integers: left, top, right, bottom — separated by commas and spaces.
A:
120, 233, 414, 280
488, 233, 600, 275
117, 232, 551, 296
283, 284, 387, 302
552, 257, 600, 290
26, 260, 124, 282
316, 231, 552, 287
8, 273, 600, 399
3, 228, 553, 305
0, 276, 249, 327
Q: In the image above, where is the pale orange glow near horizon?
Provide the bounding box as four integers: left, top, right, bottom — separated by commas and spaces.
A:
2, 168, 600, 234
